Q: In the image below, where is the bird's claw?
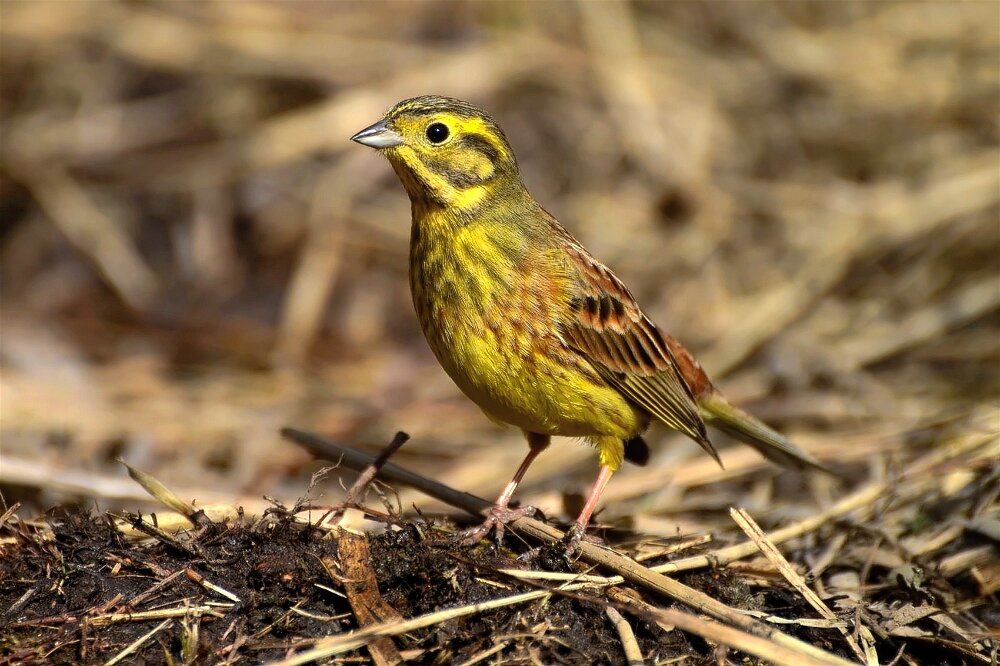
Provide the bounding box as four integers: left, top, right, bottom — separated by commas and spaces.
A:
461, 504, 536, 546
562, 523, 604, 561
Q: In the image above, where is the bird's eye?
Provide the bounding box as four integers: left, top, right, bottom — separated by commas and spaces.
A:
426, 123, 450, 144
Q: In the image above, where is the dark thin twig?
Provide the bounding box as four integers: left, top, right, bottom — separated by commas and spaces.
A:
117, 513, 199, 557
281, 427, 490, 517
342, 431, 410, 507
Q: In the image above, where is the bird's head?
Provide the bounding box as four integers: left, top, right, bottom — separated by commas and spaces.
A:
351, 95, 519, 210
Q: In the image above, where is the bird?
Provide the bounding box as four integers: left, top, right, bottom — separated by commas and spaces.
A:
351, 95, 832, 553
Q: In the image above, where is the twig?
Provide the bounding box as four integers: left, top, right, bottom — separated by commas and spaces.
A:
342, 431, 409, 507
185, 568, 242, 604
120, 514, 199, 557
102, 618, 172, 666
4, 582, 39, 618
499, 569, 620, 585
88, 605, 230, 628
731, 507, 872, 665
0, 502, 22, 530
282, 428, 491, 516
633, 534, 712, 562
455, 640, 511, 666
337, 530, 404, 666
120, 570, 185, 611
605, 606, 644, 666
741, 610, 848, 629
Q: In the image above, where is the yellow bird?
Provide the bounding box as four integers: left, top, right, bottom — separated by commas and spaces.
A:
352, 96, 830, 551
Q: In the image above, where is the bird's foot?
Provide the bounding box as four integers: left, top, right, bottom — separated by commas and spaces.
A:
562, 523, 604, 561
461, 504, 536, 546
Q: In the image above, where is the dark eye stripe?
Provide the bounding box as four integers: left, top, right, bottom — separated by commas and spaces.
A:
441, 168, 485, 189
432, 133, 506, 190
457, 134, 502, 165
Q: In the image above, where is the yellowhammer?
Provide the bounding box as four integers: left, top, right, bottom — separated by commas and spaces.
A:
352, 95, 831, 551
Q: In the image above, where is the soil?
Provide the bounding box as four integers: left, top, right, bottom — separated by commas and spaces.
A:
1, 498, 994, 665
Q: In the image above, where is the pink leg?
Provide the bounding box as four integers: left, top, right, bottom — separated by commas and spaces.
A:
565, 464, 615, 557
462, 434, 549, 544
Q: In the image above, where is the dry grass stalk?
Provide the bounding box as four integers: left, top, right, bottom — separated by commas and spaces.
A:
184, 568, 242, 604
87, 605, 231, 628
605, 588, 852, 666
604, 605, 645, 666
101, 618, 172, 666
264, 582, 596, 666
731, 507, 874, 665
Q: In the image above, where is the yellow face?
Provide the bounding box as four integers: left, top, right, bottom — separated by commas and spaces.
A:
352, 95, 518, 209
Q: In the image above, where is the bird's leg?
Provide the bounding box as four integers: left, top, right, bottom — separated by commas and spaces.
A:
564, 464, 614, 558
462, 433, 549, 545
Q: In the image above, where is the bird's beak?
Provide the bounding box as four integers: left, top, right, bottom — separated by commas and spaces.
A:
350, 119, 404, 149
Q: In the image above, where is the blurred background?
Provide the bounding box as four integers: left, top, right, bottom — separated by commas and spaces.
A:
2, 1, 997, 529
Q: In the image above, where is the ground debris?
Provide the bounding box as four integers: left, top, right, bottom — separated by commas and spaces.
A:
1, 453, 996, 666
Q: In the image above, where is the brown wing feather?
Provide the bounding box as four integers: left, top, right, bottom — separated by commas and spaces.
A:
557, 242, 718, 462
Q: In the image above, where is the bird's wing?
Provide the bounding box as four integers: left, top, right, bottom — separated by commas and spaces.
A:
557, 243, 718, 462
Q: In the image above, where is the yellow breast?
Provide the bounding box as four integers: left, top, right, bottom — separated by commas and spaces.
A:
408, 210, 642, 440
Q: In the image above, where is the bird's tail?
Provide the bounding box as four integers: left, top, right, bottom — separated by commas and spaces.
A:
697, 391, 838, 476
